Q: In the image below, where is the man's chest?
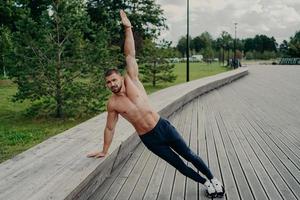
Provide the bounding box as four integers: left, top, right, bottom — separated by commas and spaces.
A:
113, 96, 140, 115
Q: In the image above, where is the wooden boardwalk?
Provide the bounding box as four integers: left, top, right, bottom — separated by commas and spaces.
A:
88, 65, 300, 200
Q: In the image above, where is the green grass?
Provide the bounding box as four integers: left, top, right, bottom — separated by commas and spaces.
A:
144, 62, 230, 93
0, 80, 90, 163
0, 62, 230, 163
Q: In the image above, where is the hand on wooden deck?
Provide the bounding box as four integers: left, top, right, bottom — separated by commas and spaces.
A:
87, 151, 106, 158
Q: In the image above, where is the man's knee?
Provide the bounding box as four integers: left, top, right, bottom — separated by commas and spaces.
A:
181, 149, 198, 161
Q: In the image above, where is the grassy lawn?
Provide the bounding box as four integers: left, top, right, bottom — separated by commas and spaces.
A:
144, 62, 230, 93
0, 62, 230, 163
0, 80, 92, 163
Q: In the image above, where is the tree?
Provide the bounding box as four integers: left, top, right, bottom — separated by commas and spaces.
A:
253, 35, 264, 53
192, 36, 203, 53
140, 39, 177, 87
243, 35, 278, 59
244, 38, 254, 53
26, 0, 52, 21
251, 35, 277, 53
0, 25, 13, 78
0, 0, 26, 31
202, 47, 214, 61
288, 31, 300, 57
176, 36, 186, 57
217, 31, 233, 65
236, 38, 244, 51
279, 40, 289, 57
176, 35, 193, 57
11, 0, 114, 118
87, 0, 167, 54
199, 32, 213, 49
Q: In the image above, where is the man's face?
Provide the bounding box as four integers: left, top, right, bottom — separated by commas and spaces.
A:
105, 73, 123, 94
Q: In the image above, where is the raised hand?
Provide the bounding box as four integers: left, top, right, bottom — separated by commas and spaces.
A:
120, 10, 132, 28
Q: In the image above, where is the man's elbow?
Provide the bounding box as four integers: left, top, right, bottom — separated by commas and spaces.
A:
125, 49, 135, 58
125, 55, 137, 65
105, 126, 115, 134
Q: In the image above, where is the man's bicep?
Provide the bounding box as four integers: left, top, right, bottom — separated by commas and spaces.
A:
135, 79, 148, 96
125, 55, 138, 79
124, 75, 147, 96
106, 109, 118, 131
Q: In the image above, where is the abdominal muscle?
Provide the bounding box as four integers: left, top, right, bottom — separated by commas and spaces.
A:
114, 75, 160, 135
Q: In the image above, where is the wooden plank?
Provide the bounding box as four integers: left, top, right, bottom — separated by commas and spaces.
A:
208, 88, 268, 200
129, 153, 159, 200
100, 145, 147, 200
88, 144, 145, 200
197, 98, 213, 200
236, 116, 284, 200
215, 111, 254, 200
225, 71, 300, 152
112, 146, 151, 200
203, 93, 225, 200
203, 95, 221, 181
243, 114, 300, 199
171, 102, 193, 200
220, 83, 300, 199
142, 114, 177, 200
207, 91, 242, 200
228, 69, 300, 149
210, 90, 254, 200
217, 75, 300, 200
87, 152, 131, 200
212, 88, 282, 200
242, 113, 300, 180
240, 115, 297, 200
185, 100, 200, 200
142, 158, 167, 200
156, 109, 182, 200
232, 82, 300, 168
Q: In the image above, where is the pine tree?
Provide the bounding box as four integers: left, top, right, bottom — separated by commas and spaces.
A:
11, 0, 114, 118
87, 0, 167, 54
0, 25, 12, 78
288, 31, 300, 57
140, 39, 177, 87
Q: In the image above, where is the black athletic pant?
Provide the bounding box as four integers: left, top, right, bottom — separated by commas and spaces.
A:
139, 117, 213, 184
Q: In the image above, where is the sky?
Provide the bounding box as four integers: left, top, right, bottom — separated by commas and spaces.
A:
156, 0, 300, 45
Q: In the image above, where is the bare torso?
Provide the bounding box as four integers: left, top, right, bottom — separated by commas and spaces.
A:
109, 75, 160, 135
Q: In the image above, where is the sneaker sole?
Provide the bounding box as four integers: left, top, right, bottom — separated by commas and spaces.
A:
205, 190, 217, 198
216, 186, 225, 198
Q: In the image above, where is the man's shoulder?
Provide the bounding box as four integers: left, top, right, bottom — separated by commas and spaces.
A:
107, 96, 117, 110
124, 73, 132, 81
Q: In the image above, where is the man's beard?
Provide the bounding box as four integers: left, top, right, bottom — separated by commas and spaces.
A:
111, 85, 122, 93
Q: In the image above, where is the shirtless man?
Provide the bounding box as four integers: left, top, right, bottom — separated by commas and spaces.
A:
87, 10, 225, 198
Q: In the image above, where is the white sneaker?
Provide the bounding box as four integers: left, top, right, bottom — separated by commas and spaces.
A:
211, 178, 225, 197
204, 180, 217, 198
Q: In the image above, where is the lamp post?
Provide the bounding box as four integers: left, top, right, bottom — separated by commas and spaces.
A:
234, 22, 238, 68
186, 0, 190, 82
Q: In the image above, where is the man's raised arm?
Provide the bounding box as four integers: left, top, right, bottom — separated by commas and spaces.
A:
120, 10, 139, 80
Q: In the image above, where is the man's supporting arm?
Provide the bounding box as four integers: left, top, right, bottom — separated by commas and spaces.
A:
87, 104, 118, 158
102, 106, 118, 154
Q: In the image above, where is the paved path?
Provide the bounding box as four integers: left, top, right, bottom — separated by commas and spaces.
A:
89, 65, 300, 200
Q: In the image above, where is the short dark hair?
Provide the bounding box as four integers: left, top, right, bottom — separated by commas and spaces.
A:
104, 68, 120, 77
